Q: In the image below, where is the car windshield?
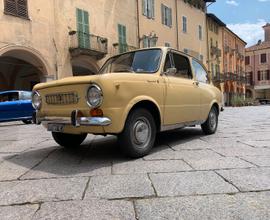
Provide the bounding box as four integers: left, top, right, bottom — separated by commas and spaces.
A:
99, 49, 162, 74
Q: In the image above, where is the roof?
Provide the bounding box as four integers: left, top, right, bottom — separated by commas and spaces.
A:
224, 27, 247, 45
0, 90, 31, 94
246, 41, 270, 52
207, 13, 226, 27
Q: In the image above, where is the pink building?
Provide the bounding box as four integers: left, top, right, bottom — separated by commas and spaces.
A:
245, 23, 270, 101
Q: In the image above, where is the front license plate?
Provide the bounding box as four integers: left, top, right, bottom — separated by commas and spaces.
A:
47, 124, 64, 133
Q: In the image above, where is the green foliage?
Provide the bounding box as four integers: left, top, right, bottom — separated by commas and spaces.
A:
231, 96, 254, 107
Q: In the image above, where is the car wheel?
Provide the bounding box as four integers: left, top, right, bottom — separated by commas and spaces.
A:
201, 106, 218, 135
22, 120, 32, 124
118, 108, 156, 158
52, 132, 87, 148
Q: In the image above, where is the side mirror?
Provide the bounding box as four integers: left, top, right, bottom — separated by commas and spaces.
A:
164, 67, 177, 76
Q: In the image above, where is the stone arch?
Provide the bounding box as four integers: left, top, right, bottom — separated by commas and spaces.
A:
0, 45, 51, 91
71, 55, 99, 76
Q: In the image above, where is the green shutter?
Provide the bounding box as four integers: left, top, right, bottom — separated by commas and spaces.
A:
118, 24, 127, 53
76, 8, 90, 48
142, 0, 147, 16
161, 4, 164, 24
151, 0, 155, 19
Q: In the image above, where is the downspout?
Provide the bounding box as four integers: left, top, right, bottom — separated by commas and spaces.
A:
206, 15, 210, 73
175, 0, 179, 50
136, 0, 141, 48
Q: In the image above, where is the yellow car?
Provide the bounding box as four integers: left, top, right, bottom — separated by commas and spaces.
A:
32, 47, 222, 158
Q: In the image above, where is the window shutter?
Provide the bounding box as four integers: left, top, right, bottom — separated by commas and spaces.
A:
151, 0, 155, 19
258, 71, 261, 81
4, 0, 16, 15
169, 8, 172, 27
143, 36, 148, 48
142, 0, 147, 16
267, 70, 270, 80
17, 0, 28, 18
161, 4, 165, 25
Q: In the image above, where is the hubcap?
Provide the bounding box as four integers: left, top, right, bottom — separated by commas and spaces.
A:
209, 110, 217, 130
133, 118, 151, 146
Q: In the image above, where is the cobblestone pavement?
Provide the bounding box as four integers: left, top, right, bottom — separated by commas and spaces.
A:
0, 106, 270, 220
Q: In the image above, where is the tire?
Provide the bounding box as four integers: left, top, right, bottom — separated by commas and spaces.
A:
201, 106, 218, 135
118, 108, 156, 158
52, 132, 87, 148
22, 120, 32, 124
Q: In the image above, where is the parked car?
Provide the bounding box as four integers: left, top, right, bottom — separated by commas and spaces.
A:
0, 90, 34, 124
32, 47, 222, 157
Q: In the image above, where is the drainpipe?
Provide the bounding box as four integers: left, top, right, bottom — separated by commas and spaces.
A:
136, 0, 141, 48
175, 0, 179, 50
206, 16, 210, 73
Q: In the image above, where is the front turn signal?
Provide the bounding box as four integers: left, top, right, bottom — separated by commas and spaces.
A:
90, 108, 103, 117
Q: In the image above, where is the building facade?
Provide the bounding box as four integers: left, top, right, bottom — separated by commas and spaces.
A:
245, 23, 270, 101
0, 0, 214, 91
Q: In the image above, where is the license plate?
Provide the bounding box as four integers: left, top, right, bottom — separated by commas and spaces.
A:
47, 124, 64, 132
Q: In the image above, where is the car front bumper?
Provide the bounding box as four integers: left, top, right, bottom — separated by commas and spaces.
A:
33, 110, 111, 127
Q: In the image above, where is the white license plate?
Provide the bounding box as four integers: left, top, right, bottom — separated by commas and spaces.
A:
47, 124, 64, 132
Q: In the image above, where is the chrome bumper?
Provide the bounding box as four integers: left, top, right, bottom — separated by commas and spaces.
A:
33, 111, 111, 127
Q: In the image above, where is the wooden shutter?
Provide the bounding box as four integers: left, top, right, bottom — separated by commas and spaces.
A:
267, 70, 270, 80
168, 8, 172, 27
161, 4, 165, 25
258, 71, 261, 81
118, 24, 127, 53
142, 0, 147, 16
77, 9, 90, 48
4, 0, 28, 18
261, 54, 266, 63
150, 0, 155, 19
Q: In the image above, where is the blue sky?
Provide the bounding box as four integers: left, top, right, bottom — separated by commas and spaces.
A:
208, 0, 270, 46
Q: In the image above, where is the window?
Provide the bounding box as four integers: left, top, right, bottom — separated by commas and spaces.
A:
4, 0, 28, 19
261, 53, 267, 63
165, 42, 170, 47
198, 25, 203, 40
267, 70, 270, 80
142, 36, 157, 48
171, 53, 192, 79
142, 0, 155, 19
77, 8, 90, 48
118, 24, 127, 53
182, 16, 187, 33
20, 91, 32, 100
245, 56, 250, 65
161, 4, 172, 27
192, 59, 208, 83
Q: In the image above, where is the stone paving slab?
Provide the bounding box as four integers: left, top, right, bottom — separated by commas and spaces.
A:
239, 155, 270, 167
240, 140, 270, 148
135, 191, 270, 220
212, 145, 270, 157
85, 174, 155, 199
112, 159, 192, 174
0, 147, 56, 181
0, 177, 88, 206
33, 199, 135, 220
149, 171, 238, 197
217, 167, 270, 192
0, 204, 39, 220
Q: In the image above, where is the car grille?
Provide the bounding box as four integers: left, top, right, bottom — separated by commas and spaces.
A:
45, 92, 79, 105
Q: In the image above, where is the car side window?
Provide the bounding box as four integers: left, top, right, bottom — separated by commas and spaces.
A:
163, 53, 172, 72
172, 53, 192, 79
8, 92, 19, 101
192, 59, 209, 83
20, 92, 32, 100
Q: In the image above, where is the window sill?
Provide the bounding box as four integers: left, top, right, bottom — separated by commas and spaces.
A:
4, 12, 30, 21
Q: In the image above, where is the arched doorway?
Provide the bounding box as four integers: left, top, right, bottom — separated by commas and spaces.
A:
246, 89, 253, 99
0, 46, 49, 91
71, 56, 99, 76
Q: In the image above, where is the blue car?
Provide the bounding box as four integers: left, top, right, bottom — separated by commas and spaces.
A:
0, 90, 34, 124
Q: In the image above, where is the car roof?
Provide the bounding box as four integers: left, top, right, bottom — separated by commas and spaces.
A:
0, 90, 31, 95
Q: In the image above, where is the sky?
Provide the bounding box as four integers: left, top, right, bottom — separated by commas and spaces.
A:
208, 0, 270, 46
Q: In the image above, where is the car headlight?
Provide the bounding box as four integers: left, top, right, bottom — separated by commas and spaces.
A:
32, 91, 42, 110
86, 84, 103, 108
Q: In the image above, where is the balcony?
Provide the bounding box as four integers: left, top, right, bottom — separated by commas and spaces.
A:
210, 46, 222, 57
69, 31, 108, 59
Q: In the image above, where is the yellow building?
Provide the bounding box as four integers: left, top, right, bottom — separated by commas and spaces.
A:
0, 0, 213, 91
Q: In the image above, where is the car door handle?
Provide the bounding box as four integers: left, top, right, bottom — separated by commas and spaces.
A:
193, 81, 199, 86
147, 80, 158, 83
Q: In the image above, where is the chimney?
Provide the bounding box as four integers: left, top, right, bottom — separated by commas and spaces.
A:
263, 23, 270, 42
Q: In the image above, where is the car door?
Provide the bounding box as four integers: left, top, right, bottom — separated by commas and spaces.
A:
163, 51, 200, 125
0, 92, 20, 121
19, 91, 34, 118
191, 59, 213, 121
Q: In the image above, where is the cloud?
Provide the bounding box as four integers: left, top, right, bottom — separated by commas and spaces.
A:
226, 0, 239, 6
227, 20, 266, 46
